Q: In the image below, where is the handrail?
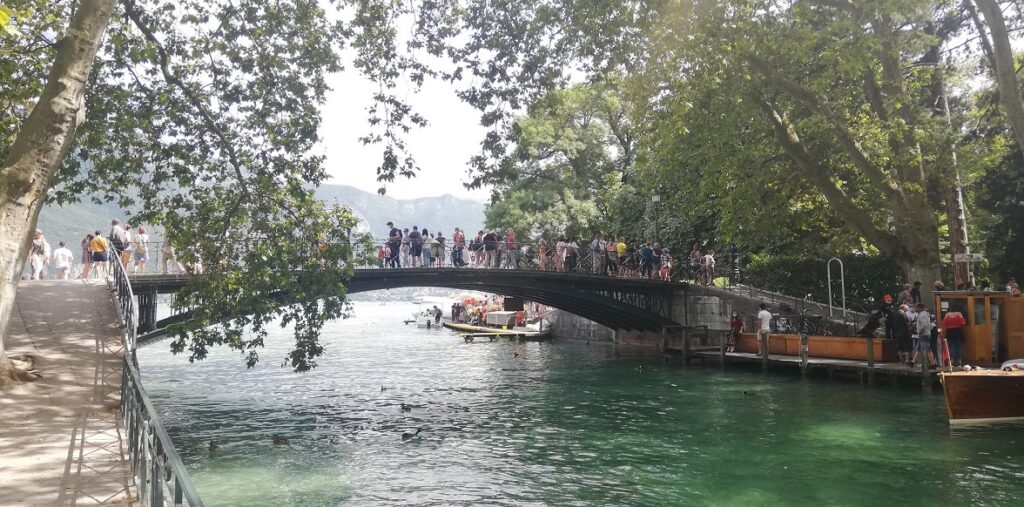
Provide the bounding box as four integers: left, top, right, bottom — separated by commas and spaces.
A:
116, 239, 699, 282
109, 257, 204, 506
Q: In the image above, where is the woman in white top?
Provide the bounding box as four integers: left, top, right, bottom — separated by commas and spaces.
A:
133, 226, 150, 274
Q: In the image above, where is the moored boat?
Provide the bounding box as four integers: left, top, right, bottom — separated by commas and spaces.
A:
941, 363, 1024, 425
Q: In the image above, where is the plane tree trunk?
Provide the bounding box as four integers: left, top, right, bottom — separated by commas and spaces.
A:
0, 0, 117, 384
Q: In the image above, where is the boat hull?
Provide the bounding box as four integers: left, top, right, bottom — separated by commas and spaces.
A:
941, 371, 1024, 425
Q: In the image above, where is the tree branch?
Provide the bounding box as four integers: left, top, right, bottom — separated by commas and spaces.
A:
759, 100, 900, 256
746, 54, 901, 200
120, 0, 249, 193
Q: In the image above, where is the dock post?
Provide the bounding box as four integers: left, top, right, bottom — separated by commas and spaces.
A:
682, 327, 691, 365
661, 328, 668, 355
719, 333, 726, 367
761, 333, 769, 372
865, 337, 875, 385
799, 333, 808, 377
920, 339, 932, 391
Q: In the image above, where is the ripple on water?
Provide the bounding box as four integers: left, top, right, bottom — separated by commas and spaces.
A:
138, 302, 1024, 506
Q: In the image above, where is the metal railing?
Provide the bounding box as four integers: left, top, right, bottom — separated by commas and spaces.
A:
107, 238, 711, 284
109, 257, 204, 506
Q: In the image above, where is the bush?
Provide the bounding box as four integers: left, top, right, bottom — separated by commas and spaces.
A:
742, 253, 904, 312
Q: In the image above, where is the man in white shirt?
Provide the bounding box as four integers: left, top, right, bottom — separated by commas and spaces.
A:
757, 303, 772, 357
52, 241, 74, 280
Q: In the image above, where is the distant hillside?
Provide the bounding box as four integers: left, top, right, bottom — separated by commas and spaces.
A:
314, 185, 485, 238
35, 184, 485, 244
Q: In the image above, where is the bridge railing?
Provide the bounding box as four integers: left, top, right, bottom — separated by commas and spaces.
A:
117, 239, 707, 283
109, 257, 204, 506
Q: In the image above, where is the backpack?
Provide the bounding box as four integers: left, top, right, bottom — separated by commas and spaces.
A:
110, 234, 126, 251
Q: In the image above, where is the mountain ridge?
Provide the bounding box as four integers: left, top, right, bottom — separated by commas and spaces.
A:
35, 184, 485, 245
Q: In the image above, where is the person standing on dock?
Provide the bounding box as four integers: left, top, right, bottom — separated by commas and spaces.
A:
728, 310, 744, 352
911, 303, 937, 368
757, 303, 772, 357
942, 307, 967, 367
892, 304, 914, 366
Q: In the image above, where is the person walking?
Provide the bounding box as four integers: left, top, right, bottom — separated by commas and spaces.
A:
119, 223, 134, 269
161, 238, 186, 274
52, 241, 74, 280
79, 233, 94, 279
133, 226, 150, 274
29, 230, 50, 280
89, 230, 110, 278
703, 250, 716, 286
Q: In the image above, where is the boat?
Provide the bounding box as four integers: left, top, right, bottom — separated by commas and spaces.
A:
404, 308, 440, 328
941, 360, 1024, 425
442, 320, 551, 342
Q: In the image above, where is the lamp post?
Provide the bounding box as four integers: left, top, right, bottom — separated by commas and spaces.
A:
651, 194, 662, 243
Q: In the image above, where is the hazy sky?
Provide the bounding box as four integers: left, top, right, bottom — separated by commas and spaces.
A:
317, 68, 492, 202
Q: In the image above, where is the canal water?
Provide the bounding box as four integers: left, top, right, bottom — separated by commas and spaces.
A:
139, 302, 1024, 506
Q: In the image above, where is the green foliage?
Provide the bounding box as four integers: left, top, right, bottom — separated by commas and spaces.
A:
744, 254, 905, 311
5, 0, 356, 371
0, 1, 70, 156
976, 149, 1024, 282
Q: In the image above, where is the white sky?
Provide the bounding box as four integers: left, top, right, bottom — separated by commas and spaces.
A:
317, 67, 492, 202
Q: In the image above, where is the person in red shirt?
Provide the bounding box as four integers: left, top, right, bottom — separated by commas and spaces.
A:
728, 311, 744, 352
942, 309, 967, 366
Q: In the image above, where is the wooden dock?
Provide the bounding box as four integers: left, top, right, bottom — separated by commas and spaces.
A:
692, 350, 944, 386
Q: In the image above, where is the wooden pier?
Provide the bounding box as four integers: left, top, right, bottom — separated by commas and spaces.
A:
691, 350, 943, 386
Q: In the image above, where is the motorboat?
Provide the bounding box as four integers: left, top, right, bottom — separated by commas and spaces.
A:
941, 360, 1024, 425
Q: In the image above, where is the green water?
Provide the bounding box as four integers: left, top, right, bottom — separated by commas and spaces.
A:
139, 302, 1024, 506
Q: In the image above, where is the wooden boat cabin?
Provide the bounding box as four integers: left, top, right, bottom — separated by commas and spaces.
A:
933, 291, 1024, 367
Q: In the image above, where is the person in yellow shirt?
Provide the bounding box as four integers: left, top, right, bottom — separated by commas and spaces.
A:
615, 238, 627, 274
89, 230, 110, 278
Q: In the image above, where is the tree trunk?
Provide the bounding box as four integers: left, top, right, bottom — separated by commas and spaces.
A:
0, 0, 117, 383
894, 204, 943, 304
974, 0, 1024, 150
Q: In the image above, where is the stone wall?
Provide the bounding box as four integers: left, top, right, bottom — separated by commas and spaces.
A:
548, 283, 865, 349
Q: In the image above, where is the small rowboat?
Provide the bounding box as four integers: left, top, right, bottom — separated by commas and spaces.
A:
941, 362, 1024, 425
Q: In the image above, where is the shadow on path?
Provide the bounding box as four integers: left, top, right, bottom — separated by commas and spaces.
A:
0, 280, 135, 506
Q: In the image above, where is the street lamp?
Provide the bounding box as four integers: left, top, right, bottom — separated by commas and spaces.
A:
651, 194, 661, 243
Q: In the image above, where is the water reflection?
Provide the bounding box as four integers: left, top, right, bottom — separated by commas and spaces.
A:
139, 302, 1024, 506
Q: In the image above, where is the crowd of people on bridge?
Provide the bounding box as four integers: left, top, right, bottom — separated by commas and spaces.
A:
377, 221, 719, 284
22, 220, 193, 280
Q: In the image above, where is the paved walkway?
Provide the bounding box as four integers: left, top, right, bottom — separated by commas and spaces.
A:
0, 280, 135, 506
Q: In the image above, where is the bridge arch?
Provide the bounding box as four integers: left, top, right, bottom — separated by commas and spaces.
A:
131, 268, 681, 344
